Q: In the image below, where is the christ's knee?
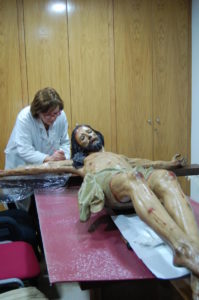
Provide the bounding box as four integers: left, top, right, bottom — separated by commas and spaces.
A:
147, 169, 184, 203
147, 169, 177, 188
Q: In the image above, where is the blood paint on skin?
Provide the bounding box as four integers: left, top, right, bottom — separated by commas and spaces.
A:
135, 172, 144, 179
148, 207, 155, 214
169, 171, 176, 179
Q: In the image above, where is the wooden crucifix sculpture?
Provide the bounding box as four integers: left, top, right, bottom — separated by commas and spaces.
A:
0, 124, 199, 299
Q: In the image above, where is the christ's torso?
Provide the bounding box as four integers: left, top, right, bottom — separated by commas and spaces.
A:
82, 152, 132, 174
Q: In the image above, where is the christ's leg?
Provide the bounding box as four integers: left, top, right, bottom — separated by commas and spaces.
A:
147, 169, 199, 240
147, 169, 199, 299
110, 171, 199, 276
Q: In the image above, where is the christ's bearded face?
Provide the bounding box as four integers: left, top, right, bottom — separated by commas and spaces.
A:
75, 125, 103, 153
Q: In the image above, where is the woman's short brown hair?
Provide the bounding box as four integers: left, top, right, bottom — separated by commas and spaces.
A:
30, 87, 64, 118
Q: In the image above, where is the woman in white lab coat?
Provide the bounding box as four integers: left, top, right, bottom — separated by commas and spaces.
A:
4, 87, 71, 210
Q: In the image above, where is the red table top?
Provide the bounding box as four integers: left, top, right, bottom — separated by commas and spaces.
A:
35, 187, 155, 284
35, 186, 199, 284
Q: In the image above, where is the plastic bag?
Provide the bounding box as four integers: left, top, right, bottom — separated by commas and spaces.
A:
0, 173, 71, 203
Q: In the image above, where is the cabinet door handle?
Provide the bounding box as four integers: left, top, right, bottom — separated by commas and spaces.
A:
156, 117, 160, 124
147, 119, 152, 125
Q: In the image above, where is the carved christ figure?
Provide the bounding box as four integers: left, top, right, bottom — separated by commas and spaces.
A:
0, 124, 199, 298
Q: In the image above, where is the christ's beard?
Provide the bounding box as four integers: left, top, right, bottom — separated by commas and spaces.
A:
85, 139, 103, 153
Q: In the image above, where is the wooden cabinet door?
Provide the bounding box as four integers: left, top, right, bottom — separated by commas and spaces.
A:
114, 0, 153, 159
152, 0, 190, 162
23, 0, 71, 132
0, 0, 24, 169
152, 0, 191, 193
114, 0, 190, 168
68, 0, 113, 151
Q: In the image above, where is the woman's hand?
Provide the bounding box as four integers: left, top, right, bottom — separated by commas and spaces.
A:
44, 150, 66, 162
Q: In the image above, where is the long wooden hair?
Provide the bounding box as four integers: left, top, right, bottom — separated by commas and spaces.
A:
71, 124, 104, 168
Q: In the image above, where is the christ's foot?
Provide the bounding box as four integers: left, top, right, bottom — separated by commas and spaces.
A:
174, 241, 199, 277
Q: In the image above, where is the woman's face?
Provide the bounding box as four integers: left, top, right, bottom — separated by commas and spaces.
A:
39, 106, 61, 126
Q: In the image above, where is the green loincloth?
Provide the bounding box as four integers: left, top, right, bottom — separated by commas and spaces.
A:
78, 166, 153, 222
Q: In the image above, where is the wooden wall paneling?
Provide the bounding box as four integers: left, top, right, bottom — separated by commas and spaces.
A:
17, 0, 29, 106
108, 0, 117, 152
187, 0, 191, 195
0, 0, 23, 168
67, 0, 113, 151
152, 0, 191, 193
23, 0, 72, 132
114, 0, 153, 158
152, 0, 190, 161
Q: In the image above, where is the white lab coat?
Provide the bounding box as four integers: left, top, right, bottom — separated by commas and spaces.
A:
5, 106, 71, 169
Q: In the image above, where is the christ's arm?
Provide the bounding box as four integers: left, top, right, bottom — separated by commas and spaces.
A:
0, 160, 84, 177
122, 154, 186, 170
